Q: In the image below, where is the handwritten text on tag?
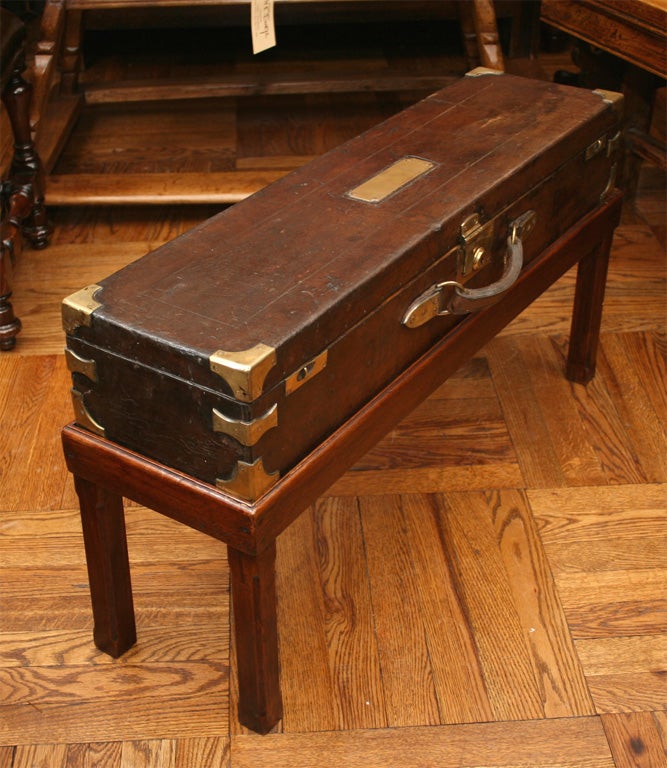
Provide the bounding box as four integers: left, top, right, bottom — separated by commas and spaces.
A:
251, 0, 276, 54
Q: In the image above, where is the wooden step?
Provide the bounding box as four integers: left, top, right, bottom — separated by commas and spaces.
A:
82, 70, 458, 105
45, 169, 292, 205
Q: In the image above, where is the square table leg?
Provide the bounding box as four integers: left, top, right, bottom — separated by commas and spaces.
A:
566, 223, 617, 384
66, 426, 284, 734
74, 475, 137, 658
228, 544, 283, 734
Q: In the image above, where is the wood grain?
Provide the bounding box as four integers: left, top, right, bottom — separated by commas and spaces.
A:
309, 498, 386, 731
0, 356, 73, 509
11, 738, 231, 768
1, 661, 230, 744
440, 491, 566, 721
488, 331, 667, 488
576, 636, 667, 678
232, 716, 615, 768
529, 483, 667, 718
359, 494, 441, 727
487, 489, 595, 717
601, 712, 667, 768
10, 244, 153, 356
12, 745, 69, 768
556, 570, 667, 638
398, 493, 494, 725
262, 509, 338, 733
272, 498, 386, 733
46, 171, 290, 205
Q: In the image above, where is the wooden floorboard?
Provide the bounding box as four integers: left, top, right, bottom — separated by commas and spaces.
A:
231, 717, 616, 768
1, 22, 665, 768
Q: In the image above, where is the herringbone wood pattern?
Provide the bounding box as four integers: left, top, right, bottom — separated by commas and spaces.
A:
1, 23, 665, 768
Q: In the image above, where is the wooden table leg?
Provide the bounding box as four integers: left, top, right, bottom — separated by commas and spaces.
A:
228, 543, 283, 734
566, 225, 616, 385
74, 475, 137, 658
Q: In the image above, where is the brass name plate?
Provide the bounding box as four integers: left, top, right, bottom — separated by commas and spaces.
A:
347, 157, 436, 204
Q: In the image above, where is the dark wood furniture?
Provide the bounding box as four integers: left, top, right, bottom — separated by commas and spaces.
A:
62, 190, 622, 734
541, 0, 667, 199
1, 7, 51, 350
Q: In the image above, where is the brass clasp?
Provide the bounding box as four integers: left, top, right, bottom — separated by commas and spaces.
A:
460, 213, 495, 276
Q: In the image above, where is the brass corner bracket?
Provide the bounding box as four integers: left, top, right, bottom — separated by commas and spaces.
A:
71, 389, 106, 437
593, 89, 624, 117
216, 458, 278, 503
210, 343, 277, 403
65, 348, 98, 382
212, 403, 278, 447
62, 284, 103, 334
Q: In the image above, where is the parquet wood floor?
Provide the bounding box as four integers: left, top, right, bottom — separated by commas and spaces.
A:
1, 24, 665, 768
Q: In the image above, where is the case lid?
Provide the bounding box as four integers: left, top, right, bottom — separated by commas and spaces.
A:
63, 72, 620, 403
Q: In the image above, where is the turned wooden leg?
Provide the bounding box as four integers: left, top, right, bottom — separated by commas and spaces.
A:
0, 239, 21, 350
458, 0, 505, 72
74, 475, 137, 658
1, 66, 51, 250
566, 228, 615, 384
59, 9, 84, 95
228, 543, 283, 734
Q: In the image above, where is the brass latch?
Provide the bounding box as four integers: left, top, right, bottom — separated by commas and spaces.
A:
285, 350, 328, 395
459, 213, 495, 276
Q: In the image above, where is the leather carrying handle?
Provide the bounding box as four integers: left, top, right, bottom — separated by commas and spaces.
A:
402, 210, 534, 327
440, 234, 523, 315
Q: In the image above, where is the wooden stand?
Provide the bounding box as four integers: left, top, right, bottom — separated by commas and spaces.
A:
61, 192, 622, 734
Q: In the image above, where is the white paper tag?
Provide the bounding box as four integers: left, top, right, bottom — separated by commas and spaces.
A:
251, 0, 276, 54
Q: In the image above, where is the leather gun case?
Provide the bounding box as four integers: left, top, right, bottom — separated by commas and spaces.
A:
62, 70, 622, 503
